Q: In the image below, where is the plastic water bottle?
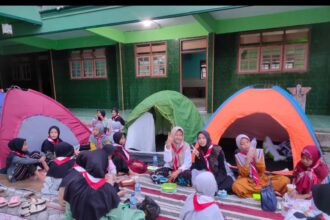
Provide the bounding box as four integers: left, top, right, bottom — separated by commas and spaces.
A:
152, 155, 158, 167
129, 192, 137, 209
135, 176, 142, 201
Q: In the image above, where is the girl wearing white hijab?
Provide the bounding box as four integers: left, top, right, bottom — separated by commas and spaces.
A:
179, 171, 225, 220
232, 134, 289, 198
152, 126, 192, 185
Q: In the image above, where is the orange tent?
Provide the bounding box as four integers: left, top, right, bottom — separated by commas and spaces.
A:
197, 86, 321, 173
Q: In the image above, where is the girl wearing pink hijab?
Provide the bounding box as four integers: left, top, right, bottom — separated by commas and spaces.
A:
291, 145, 329, 199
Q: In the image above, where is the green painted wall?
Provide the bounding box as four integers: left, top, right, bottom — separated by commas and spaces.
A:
121, 40, 180, 109
53, 46, 118, 108
213, 22, 330, 115
182, 52, 206, 79
207, 33, 215, 112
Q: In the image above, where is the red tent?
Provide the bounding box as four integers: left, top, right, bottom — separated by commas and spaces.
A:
0, 87, 91, 168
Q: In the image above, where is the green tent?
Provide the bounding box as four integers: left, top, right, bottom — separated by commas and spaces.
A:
124, 90, 204, 144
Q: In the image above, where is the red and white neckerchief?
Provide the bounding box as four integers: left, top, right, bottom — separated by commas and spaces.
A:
239, 151, 260, 185
200, 145, 214, 171
11, 151, 25, 157
171, 143, 184, 171
95, 134, 104, 150
193, 193, 216, 211
47, 137, 60, 145
53, 157, 72, 166
73, 166, 106, 190
114, 144, 130, 161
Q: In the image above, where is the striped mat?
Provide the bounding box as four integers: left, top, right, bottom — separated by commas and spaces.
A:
120, 174, 284, 220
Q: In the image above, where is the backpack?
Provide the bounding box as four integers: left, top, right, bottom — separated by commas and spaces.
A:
105, 203, 146, 220
260, 181, 278, 212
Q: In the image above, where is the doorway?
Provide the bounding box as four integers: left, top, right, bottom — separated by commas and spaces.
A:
180, 37, 208, 112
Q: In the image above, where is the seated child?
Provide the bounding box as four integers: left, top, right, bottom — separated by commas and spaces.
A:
111, 107, 125, 126
61, 150, 120, 220
191, 130, 235, 192
153, 127, 192, 186
41, 142, 76, 195
91, 109, 110, 134
89, 123, 111, 150
6, 138, 46, 182
102, 145, 126, 197
290, 145, 329, 200
112, 132, 147, 175
179, 171, 225, 220
232, 134, 290, 198
41, 126, 63, 162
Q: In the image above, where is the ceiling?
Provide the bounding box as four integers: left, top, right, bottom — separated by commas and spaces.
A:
38, 29, 94, 40
210, 6, 323, 19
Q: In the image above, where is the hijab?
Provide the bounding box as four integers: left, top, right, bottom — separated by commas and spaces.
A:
47, 142, 75, 178
63, 150, 120, 220
90, 124, 106, 150
113, 132, 130, 161
171, 126, 184, 147
48, 126, 60, 139
6, 138, 27, 169
85, 149, 109, 179
179, 172, 224, 220
113, 131, 124, 145
293, 145, 329, 194
235, 134, 260, 185
235, 134, 250, 151
197, 130, 213, 154
102, 144, 116, 156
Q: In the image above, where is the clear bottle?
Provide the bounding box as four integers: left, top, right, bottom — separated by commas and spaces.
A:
135, 176, 142, 201
129, 192, 137, 209
152, 155, 158, 167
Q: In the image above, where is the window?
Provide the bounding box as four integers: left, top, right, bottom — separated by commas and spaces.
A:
238, 47, 259, 72
238, 27, 309, 74
12, 63, 32, 81
69, 48, 107, 79
135, 42, 167, 77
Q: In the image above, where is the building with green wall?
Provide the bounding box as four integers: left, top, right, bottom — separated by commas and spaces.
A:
0, 6, 329, 115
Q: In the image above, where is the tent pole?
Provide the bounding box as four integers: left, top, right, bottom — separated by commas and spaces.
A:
119, 43, 125, 111
49, 50, 57, 100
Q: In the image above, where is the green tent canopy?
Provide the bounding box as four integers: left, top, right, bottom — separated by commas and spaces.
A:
124, 90, 204, 143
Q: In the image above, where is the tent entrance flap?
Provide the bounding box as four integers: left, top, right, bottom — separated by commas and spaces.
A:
219, 113, 293, 172
126, 108, 173, 153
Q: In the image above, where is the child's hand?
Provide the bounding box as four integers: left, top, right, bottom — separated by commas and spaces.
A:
74, 150, 80, 155
247, 147, 256, 160
39, 156, 46, 163
192, 148, 199, 157
165, 132, 173, 149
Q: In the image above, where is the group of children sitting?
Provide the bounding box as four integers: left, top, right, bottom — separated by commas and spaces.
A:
3, 108, 330, 220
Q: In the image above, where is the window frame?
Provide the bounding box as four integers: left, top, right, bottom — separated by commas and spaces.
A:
69, 48, 108, 80
283, 43, 309, 72
237, 46, 260, 74
237, 27, 309, 74
135, 41, 167, 78
259, 45, 283, 73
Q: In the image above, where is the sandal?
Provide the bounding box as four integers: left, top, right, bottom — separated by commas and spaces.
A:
30, 198, 46, 205
23, 191, 35, 199
30, 203, 47, 215
0, 197, 8, 208
21, 201, 31, 209
8, 196, 21, 208
20, 206, 31, 217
